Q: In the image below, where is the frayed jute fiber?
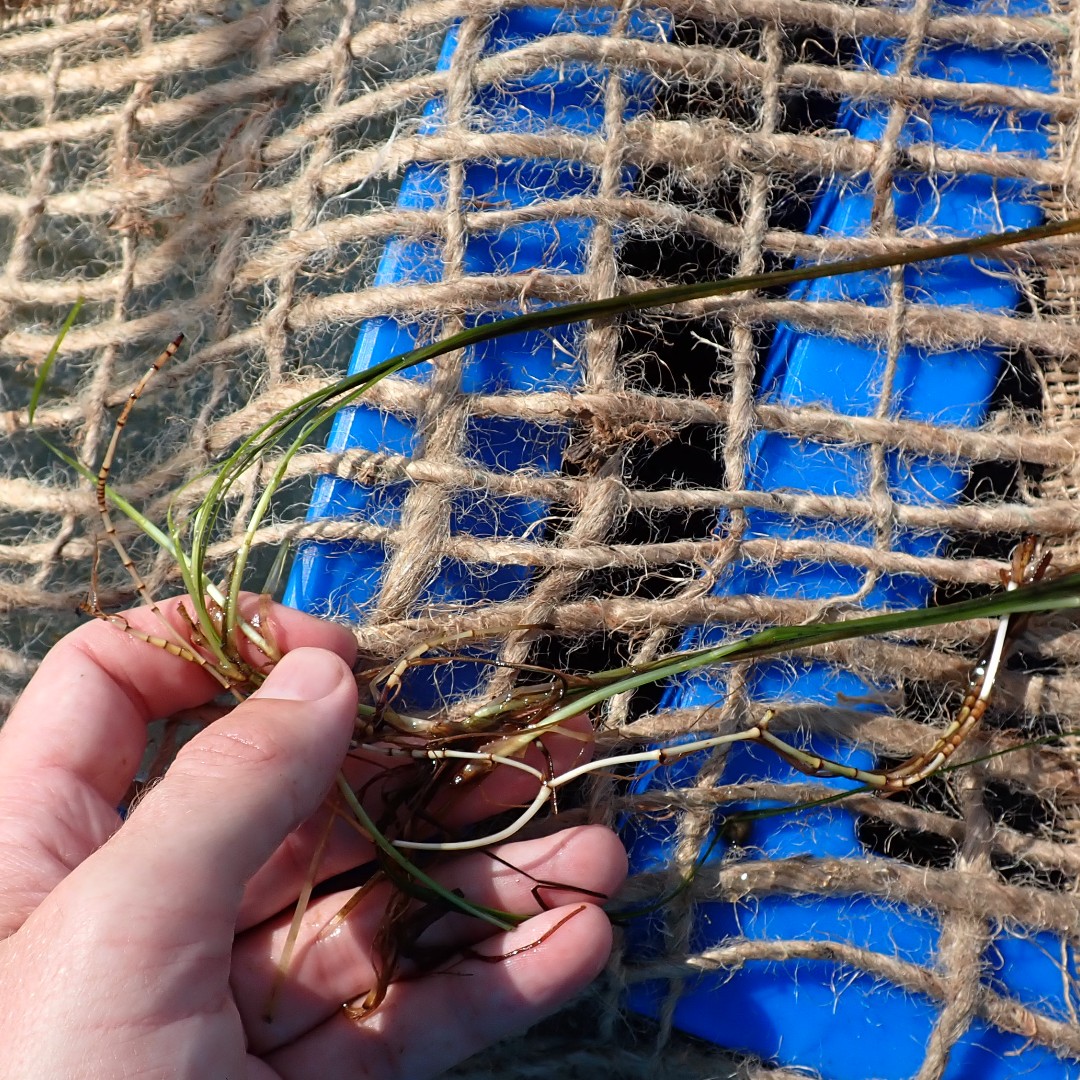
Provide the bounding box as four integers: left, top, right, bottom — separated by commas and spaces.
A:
3, 1, 1080, 1078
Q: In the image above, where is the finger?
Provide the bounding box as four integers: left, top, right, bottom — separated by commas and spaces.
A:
267, 902, 613, 1080
0, 599, 355, 935
235, 754, 400, 931
234, 825, 627, 1053
0, 595, 356, 806
64, 648, 357, 966
236, 715, 594, 930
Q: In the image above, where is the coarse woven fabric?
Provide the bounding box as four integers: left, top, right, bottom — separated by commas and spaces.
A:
2, 1, 1080, 1078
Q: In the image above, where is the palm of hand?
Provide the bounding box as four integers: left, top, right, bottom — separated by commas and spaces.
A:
0, 600, 624, 1080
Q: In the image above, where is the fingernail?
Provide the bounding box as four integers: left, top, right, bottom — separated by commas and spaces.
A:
254, 648, 346, 702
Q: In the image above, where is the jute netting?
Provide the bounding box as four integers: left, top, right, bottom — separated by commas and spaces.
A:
4, 0, 1080, 1077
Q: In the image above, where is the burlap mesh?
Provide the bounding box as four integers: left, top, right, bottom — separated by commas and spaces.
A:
3, 1, 1080, 1077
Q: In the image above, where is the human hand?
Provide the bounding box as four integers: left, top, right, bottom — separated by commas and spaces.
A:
0, 599, 626, 1079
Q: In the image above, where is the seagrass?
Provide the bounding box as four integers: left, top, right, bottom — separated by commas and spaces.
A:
2, 1, 1080, 1078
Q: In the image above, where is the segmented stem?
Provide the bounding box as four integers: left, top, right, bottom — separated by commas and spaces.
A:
84, 334, 239, 689
94, 334, 184, 610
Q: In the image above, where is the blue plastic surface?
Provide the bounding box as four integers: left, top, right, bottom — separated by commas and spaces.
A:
285, 6, 661, 705
285, 3, 1080, 1077
624, 4, 1080, 1078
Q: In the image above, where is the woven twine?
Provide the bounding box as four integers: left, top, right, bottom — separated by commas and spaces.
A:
3, 1, 1080, 1078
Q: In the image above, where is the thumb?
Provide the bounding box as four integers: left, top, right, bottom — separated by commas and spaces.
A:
90, 647, 357, 934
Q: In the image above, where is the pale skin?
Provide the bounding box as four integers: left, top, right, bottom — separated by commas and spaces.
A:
0, 598, 627, 1079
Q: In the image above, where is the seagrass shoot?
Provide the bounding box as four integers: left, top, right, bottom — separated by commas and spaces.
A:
31, 215, 1080, 1016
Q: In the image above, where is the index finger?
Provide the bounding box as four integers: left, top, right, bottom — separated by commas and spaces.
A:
0, 595, 357, 809
0, 596, 355, 936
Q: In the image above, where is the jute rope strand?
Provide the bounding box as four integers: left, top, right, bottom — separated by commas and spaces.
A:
1039, 0, 1080, 844
367, 10, 490, 623
3, 2, 1080, 1077
863, 6, 991, 1074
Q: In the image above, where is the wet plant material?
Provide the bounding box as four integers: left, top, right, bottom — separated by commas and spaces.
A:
30, 216, 1080, 1019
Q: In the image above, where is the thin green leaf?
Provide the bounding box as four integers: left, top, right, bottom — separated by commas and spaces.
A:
187, 215, 1080, 618
334, 774, 522, 931
28, 298, 84, 425
505, 570, 1080, 734
260, 541, 292, 600
35, 434, 180, 560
